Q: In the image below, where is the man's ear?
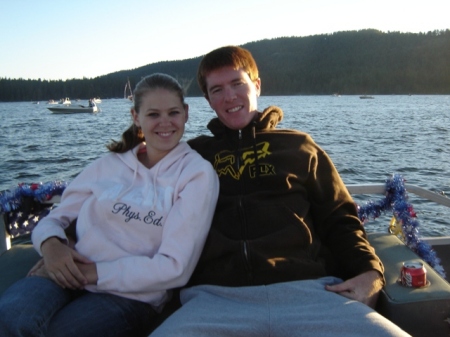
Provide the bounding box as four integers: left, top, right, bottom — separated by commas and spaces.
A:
254, 78, 261, 97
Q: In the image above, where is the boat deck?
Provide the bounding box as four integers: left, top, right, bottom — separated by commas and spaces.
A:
1, 181, 450, 336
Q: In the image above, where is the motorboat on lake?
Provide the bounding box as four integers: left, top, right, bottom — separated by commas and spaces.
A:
47, 103, 98, 114
360, 95, 374, 99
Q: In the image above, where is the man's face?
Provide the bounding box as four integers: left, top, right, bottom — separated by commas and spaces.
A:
205, 66, 261, 130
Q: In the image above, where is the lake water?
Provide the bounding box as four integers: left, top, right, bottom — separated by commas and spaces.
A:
1, 95, 449, 236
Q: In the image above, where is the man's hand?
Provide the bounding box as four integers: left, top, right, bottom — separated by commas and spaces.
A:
40, 237, 93, 290
325, 270, 383, 308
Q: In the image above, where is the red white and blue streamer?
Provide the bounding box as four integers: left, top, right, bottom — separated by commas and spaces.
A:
0, 181, 68, 213
358, 173, 445, 278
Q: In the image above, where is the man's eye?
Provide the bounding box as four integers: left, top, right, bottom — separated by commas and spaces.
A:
170, 110, 180, 116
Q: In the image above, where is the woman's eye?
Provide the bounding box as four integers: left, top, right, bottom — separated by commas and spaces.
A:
170, 110, 180, 116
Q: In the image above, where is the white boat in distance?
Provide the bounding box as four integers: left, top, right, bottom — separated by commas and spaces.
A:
47, 104, 98, 114
124, 78, 133, 101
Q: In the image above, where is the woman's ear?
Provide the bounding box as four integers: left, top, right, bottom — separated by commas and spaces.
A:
130, 108, 140, 127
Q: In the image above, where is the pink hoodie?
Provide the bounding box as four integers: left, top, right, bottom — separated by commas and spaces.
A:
32, 142, 219, 309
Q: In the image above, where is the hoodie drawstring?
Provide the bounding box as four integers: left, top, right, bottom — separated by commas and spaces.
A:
116, 161, 139, 201
251, 122, 261, 184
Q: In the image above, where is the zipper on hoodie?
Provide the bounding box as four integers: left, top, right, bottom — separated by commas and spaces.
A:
236, 130, 242, 171
237, 129, 253, 282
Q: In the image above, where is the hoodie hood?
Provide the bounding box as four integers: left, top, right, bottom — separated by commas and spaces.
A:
117, 141, 192, 173
114, 142, 192, 205
202, 106, 283, 183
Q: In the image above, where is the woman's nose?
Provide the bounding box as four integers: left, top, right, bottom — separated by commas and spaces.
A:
159, 115, 172, 126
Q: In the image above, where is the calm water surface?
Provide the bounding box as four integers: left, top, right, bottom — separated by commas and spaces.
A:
1, 95, 449, 236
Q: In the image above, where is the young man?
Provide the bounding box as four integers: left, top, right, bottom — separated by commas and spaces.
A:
149, 46, 410, 336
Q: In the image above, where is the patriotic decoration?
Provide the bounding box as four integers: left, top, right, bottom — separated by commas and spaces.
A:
358, 173, 445, 278
0, 181, 68, 239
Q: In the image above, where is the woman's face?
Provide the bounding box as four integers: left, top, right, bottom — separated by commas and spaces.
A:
132, 88, 188, 165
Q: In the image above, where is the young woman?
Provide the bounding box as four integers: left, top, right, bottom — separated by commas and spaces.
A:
0, 73, 219, 337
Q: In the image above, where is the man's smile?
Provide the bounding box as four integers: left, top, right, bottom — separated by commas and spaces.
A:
227, 105, 243, 113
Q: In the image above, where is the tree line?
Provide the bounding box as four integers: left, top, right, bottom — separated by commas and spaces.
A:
1, 29, 449, 102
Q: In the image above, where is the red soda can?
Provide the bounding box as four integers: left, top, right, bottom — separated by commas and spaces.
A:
400, 261, 427, 287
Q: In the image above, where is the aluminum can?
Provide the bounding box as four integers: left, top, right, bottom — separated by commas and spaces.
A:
400, 261, 427, 287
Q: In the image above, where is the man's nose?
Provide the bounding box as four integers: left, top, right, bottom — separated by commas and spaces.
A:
224, 86, 237, 101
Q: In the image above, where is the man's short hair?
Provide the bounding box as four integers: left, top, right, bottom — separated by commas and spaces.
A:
197, 46, 259, 98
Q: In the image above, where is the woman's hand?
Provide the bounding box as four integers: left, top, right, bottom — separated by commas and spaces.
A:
28, 256, 98, 286
40, 237, 93, 289
76, 262, 98, 285
27, 258, 47, 277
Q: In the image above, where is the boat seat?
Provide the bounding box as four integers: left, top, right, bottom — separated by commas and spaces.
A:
2, 203, 450, 336
0, 191, 60, 296
368, 232, 450, 337
0, 242, 40, 296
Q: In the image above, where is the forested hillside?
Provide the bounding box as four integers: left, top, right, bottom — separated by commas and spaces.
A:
1, 29, 449, 101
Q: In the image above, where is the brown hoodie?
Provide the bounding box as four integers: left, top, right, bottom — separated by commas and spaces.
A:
187, 106, 384, 287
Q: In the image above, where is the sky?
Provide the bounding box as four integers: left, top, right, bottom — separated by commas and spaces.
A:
1, 0, 448, 81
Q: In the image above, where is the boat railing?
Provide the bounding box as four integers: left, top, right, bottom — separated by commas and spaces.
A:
2, 183, 449, 255
347, 183, 450, 246
346, 183, 450, 208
